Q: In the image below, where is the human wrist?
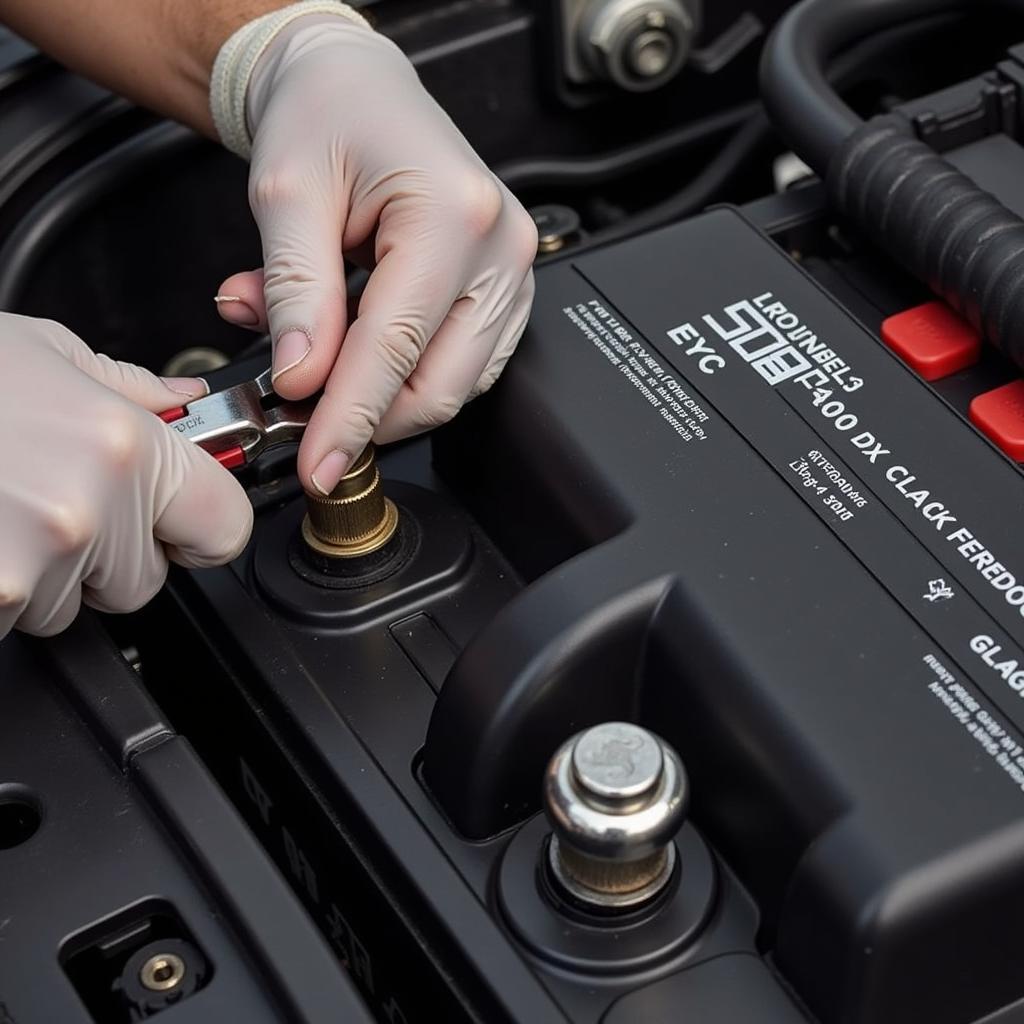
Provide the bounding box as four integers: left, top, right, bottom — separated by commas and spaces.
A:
210, 1, 372, 159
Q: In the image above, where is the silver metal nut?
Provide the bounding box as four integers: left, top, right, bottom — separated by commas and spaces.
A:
580, 0, 694, 92
543, 721, 688, 907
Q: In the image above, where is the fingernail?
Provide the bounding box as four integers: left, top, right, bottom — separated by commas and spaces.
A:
310, 449, 353, 496
214, 294, 260, 327
161, 376, 210, 399
272, 329, 312, 382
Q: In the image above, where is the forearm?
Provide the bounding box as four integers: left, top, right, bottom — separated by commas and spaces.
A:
0, 0, 288, 137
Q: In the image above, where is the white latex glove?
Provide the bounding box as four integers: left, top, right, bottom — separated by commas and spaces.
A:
213, 12, 537, 496
0, 314, 253, 640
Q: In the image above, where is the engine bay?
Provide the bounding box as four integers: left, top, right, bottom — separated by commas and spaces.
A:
5, 3, 1024, 1023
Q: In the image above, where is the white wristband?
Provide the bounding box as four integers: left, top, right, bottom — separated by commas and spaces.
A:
210, 1, 371, 159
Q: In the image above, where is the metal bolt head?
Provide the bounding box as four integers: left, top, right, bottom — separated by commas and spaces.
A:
139, 952, 187, 993
531, 203, 581, 255
544, 721, 688, 863
579, 0, 694, 92
571, 721, 663, 804
627, 30, 674, 79
543, 722, 688, 909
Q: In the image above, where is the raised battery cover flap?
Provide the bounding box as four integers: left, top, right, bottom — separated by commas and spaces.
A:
562, 209, 1024, 1023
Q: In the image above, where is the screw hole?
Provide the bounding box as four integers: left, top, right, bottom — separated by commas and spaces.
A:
139, 952, 187, 992
0, 786, 41, 849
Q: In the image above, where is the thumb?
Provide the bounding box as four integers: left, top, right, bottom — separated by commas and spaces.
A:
247, 163, 347, 400
39, 318, 208, 411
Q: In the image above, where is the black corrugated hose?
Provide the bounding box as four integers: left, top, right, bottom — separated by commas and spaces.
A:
761, 0, 1024, 370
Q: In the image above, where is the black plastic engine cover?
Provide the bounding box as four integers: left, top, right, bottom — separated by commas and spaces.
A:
425, 206, 1024, 1024
0, 617, 373, 1024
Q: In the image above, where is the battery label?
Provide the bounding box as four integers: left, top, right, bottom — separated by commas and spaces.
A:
665, 289, 1024, 635
562, 300, 712, 444
562, 207, 1024, 781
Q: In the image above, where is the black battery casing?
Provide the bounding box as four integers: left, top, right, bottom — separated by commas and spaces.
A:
426, 206, 1024, 1024
126, 204, 1024, 1024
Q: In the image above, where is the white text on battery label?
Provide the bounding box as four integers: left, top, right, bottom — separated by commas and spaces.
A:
804, 450, 868, 507
884, 466, 957, 530
924, 654, 1024, 794
666, 293, 865, 392
666, 322, 725, 374
950, 529, 1024, 620
971, 635, 1024, 695
564, 302, 711, 442
788, 455, 858, 520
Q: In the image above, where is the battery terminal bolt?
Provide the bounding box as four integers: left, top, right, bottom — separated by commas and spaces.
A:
139, 952, 187, 993
543, 721, 688, 910
302, 443, 399, 558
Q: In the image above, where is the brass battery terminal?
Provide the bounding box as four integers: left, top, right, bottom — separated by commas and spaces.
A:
160, 370, 406, 580
301, 445, 399, 559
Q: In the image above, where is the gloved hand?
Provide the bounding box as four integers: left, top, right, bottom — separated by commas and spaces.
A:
0, 314, 253, 640
213, 9, 537, 496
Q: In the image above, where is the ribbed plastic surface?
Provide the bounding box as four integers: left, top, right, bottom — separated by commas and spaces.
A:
827, 112, 1024, 369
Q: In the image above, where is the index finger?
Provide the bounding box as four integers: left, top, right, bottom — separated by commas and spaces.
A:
298, 232, 464, 494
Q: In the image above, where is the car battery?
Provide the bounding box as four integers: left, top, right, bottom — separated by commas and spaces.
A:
426, 204, 1024, 1024
128, 200, 1024, 1024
